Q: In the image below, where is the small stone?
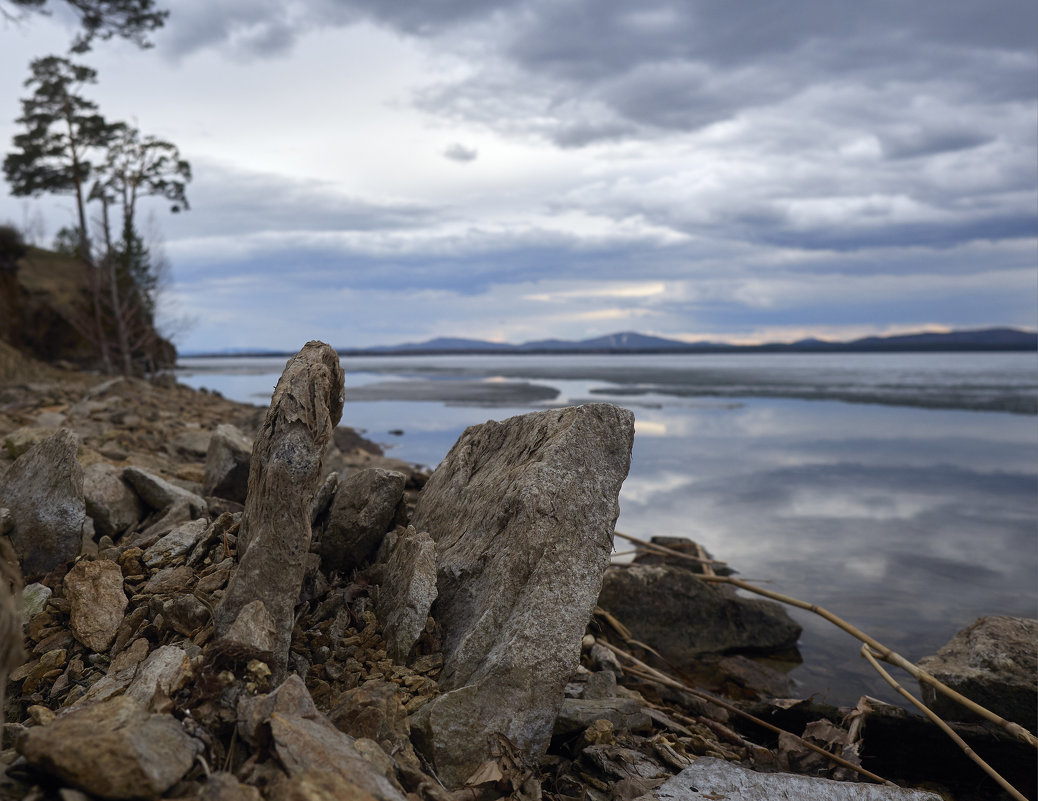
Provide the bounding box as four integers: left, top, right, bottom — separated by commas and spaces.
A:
223, 600, 277, 654
64, 559, 127, 652
142, 519, 208, 568
203, 424, 252, 504
21, 583, 52, 622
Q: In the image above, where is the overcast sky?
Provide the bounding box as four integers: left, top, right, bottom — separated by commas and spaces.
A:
1, 1, 1035, 352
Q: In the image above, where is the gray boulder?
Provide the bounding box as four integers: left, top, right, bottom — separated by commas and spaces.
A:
122, 466, 206, 516
374, 525, 437, 662
916, 615, 1037, 730
318, 468, 406, 574
632, 757, 942, 801
0, 429, 86, 580
597, 563, 801, 663
16, 695, 201, 799
409, 403, 634, 788
83, 462, 143, 538
203, 423, 252, 504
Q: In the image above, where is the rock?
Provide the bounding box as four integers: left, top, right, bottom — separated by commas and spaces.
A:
374, 526, 437, 662
222, 600, 277, 654
409, 403, 634, 787
16, 695, 201, 799
21, 582, 51, 622
318, 468, 406, 574
198, 772, 262, 801
125, 645, 194, 711
173, 427, 212, 459
1, 429, 86, 580
216, 342, 344, 680
916, 615, 1038, 730
122, 466, 207, 516
64, 558, 127, 652
554, 697, 652, 735
203, 423, 252, 504
716, 654, 795, 699
631, 757, 943, 801
142, 518, 208, 568
83, 462, 143, 538
132, 497, 197, 548
80, 637, 152, 704
2, 426, 53, 459
238, 675, 406, 801
266, 771, 380, 801
328, 681, 411, 757
597, 563, 801, 663
143, 564, 195, 594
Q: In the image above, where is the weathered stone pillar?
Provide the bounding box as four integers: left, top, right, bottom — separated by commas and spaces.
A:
214, 341, 344, 680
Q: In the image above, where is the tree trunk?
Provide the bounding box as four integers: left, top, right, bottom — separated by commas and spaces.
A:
214, 342, 345, 680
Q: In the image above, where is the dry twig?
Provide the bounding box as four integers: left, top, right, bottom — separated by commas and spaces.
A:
618, 532, 1038, 751
599, 640, 894, 786
861, 645, 1028, 801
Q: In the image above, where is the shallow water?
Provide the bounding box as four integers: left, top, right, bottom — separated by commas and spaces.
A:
177, 351, 1038, 707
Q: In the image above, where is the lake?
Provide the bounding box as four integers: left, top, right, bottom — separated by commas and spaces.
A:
177, 351, 1038, 707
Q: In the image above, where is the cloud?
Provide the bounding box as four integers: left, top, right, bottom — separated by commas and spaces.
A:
443, 142, 478, 162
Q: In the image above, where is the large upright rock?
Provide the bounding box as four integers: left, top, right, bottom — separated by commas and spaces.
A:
409, 403, 634, 787
215, 342, 344, 680
0, 429, 86, 580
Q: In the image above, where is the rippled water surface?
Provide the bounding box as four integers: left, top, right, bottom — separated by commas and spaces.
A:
178, 351, 1038, 707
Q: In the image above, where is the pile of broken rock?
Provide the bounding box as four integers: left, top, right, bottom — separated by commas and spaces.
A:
0, 341, 1030, 801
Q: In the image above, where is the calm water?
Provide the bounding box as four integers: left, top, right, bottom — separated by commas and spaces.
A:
177, 352, 1038, 707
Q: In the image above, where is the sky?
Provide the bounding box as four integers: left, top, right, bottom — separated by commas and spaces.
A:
1, 0, 1036, 352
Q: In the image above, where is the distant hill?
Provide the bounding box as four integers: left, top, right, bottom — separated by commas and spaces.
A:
181, 327, 1037, 358
347, 327, 1036, 355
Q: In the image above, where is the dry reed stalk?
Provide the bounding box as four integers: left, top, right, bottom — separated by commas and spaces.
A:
599, 640, 894, 786
617, 531, 1038, 750
861, 645, 1028, 801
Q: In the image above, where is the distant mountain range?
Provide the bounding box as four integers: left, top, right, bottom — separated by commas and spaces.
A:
182, 328, 1037, 358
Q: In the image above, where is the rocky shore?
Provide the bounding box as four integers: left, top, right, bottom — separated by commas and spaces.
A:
1, 341, 1035, 801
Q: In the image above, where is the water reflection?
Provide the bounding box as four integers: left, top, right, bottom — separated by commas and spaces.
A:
176, 355, 1038, 707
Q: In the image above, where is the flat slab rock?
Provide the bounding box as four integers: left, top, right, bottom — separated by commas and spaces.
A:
597, 563, 802, 662
16, 695, 201, 799
409, 403, 634, 787
633, 758, 943, 801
